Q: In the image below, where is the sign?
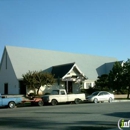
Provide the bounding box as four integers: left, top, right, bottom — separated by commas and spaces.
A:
118, 118, 130, 130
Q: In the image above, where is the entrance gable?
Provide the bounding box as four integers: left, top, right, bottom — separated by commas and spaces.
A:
62, 63, 87, 81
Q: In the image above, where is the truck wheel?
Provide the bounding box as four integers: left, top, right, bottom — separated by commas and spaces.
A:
8, 101, 15, 108
74, 98, 81, 104
38, 100, 44, 106
51, 99, 58, 106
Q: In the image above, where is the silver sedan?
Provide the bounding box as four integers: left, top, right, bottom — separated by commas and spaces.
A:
86, 91, 114, 103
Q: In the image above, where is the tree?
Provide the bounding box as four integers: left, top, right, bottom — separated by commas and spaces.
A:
95, 74, 109, 90
95, 61, 124, 92
122, 59, 130, 98
95, 60, 130, 98
108, 61, 123, 92
22, 71, 37, 94
22, 70, 56, 95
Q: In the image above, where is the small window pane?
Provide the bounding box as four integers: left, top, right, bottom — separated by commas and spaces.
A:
61, 91, 65, 95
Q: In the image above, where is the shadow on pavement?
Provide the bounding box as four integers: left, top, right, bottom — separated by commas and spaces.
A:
105, 112, 130, 118
0, 117, 116, 130
65, 126, 115, 130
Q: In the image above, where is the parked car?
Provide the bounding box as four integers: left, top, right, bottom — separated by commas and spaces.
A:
0, 94, 22, 108
42, 89, 86, 106
86, 91, 114, 103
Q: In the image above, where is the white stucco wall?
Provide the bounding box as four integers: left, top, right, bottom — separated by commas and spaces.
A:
0, 51, 19, 94
83, 80, 95, 89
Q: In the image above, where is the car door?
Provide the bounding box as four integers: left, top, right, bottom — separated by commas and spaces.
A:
98, 92, 106, 101
59, 91, 67, 102
103, 92, 110, 101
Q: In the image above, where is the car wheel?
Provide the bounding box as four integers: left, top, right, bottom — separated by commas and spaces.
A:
108, 97, 113, 103
74, 98, 81, 104
38, 100, 44, 106
8, 101, 15, 108
93, 98, 98, 103
51, 99, 58, 106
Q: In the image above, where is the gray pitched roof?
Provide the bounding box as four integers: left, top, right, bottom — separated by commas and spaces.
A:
4, 46, 118, 80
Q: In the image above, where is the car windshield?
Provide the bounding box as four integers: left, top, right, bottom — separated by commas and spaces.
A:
91, 91, 99, 96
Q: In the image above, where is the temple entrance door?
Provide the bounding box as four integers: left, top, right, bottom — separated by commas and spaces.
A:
19, 81, 26, 94
65, 81, 73, 94
68, 81, 72, 93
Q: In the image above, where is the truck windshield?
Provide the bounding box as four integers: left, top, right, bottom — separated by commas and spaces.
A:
51, 90, 59, 95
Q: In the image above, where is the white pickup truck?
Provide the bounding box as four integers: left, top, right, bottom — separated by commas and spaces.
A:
42, 89, 86, 106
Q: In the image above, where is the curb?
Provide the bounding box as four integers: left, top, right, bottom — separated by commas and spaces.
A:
113, 99, 130, 102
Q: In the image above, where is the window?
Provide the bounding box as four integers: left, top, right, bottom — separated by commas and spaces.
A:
102, 92, 109, 95
99, 92, 104, 96
4, 83, 8, 94
92, 91, 99, 96
61, 91, 65, 95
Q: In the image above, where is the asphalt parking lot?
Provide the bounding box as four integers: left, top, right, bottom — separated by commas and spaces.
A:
0, 102, 130, 130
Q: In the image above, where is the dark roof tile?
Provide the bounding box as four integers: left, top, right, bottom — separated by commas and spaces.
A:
51, 62, 75, 78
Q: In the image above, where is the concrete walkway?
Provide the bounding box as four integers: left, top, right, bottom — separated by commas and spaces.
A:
113, 99, 130, 102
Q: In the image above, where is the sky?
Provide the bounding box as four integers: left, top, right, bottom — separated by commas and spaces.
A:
0, 0, 130, 61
